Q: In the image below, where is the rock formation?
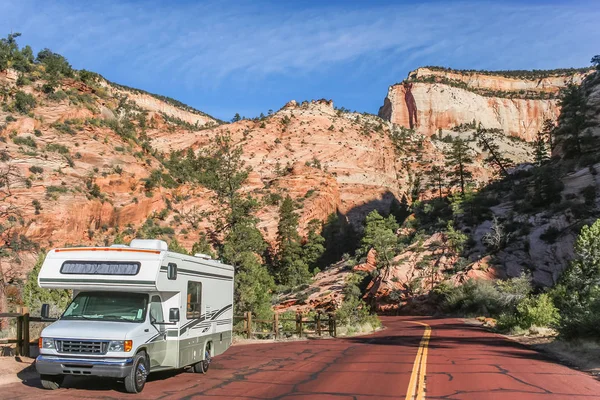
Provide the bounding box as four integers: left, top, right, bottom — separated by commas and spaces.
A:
379, 67, 592, 140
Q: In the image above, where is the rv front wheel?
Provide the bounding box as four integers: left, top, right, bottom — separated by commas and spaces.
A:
125, 351, 148, 393
40, 374, 64, 390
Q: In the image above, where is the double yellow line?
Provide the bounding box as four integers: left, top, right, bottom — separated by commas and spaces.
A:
405, 322, 431, 400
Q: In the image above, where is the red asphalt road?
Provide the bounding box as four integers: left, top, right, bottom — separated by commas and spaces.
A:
2, 317, 599, 399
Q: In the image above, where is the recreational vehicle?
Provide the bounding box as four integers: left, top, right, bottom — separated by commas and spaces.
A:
35, 239, 234, 393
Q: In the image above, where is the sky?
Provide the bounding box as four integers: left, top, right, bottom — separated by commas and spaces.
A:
1, 0, 599, 121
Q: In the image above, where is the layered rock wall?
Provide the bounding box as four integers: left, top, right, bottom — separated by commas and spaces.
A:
380, 68, 592, 140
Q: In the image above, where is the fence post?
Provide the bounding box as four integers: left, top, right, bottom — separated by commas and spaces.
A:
333, 315, 337, 337
23, 308, 30, 358
274, 312, 279, 340
16, 312, 23, 357
316, 312, 321, 336
296, 312, 303, 337
246, 311, 252, 339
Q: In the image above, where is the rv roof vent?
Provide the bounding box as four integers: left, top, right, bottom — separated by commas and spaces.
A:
194, 253, 212, 260
130, 239, 168, 251
110, 244, 129, 248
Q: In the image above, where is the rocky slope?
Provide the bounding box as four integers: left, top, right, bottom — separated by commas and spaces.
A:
379, 67, 592, 140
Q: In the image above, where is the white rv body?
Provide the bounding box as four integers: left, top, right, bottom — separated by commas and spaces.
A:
35, 240, 234, 392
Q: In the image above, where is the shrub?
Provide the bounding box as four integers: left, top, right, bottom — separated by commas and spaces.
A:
29, 165, 43, 174
14, 91, 36, 114
554, 219, 600, 338
13, 135, 36, 148
335, 297, 380, 329
540, 226, 561, 243
23, 254, 71, 316
46, 143, 69, 154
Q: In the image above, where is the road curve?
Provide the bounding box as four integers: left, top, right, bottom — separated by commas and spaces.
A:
2, 317, 599, 399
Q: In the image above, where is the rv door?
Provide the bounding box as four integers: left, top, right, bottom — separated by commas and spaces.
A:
148, 295, 167, 367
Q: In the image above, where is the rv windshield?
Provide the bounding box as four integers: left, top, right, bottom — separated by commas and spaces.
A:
62, 292, 148, 323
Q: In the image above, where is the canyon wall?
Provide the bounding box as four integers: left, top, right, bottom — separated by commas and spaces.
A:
379, 67, 592, 140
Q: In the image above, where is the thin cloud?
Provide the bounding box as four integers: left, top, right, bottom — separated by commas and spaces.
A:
0, 0, 598, 117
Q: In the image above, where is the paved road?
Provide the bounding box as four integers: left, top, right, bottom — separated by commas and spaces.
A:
2, 317, 600, 399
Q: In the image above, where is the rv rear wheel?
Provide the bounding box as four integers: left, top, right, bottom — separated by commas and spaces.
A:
193, 349, 211, 374
125, 351, 149, 393
40, 374, 64, 390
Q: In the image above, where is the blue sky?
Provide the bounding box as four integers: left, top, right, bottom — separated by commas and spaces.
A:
1, 0, 598, 120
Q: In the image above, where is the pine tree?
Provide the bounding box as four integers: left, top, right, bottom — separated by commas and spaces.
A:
554, 219, 600, 338
555, 84, 587, 158
302, 219, 326, 274
194, 133, 273, 316
475, 127, 510, 177
275, 196, 310, 286
533, 129, 550, 167
426, 165, 445, 199
361, 210, 399, 269
231, 113, 241, 122
445, 138, 474, 196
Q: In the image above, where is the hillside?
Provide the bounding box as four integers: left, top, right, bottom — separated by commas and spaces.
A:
3, 34, 598, 327
379, 67, 592, 140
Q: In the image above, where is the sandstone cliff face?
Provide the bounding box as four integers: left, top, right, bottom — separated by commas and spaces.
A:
100, 80, 219, 127
379, 68, 592, 140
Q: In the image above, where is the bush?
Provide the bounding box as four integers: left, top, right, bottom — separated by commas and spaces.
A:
46, 143, 69, 154
13, 135, 36, 148
29, 165, 43, 174
553, 219, 600, 339
23, 253, 71, 316
441, 275, 532, 317
14, 91, 36, 114
540, 226, 561, 243
335, 297, 380, 329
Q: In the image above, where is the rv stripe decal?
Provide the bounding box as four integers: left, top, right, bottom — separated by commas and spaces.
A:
179, 304, 232, 335
159, 266, 233, 281
39, 278, 154, 285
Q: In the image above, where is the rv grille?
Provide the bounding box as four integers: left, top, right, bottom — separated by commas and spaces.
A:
56, 340, 109, 355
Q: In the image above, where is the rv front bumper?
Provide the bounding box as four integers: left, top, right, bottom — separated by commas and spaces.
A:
36, 355, 134, 378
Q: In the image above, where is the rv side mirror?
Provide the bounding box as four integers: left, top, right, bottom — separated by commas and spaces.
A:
169, 308, 180, 323
41, 304, 50, 319
167, 263, 177, 280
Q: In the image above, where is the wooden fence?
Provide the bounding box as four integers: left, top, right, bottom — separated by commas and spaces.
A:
0, 307, 56, 357
0, 309, 337, 357
234, 311, 337, 339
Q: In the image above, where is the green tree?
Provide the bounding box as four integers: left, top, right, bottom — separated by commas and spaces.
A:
555, 84, 587, 158
274, 195, 310, 286
445, 221, 467, 253
426, 165, 445, 199
191, 233, 216, 258
554, 219, 600, 338
195, 133, 274, 316
533, 128, 550, 166
445, 138, 474, 196
475, 127, 510, 177
231, 113, 241, 122
14, 91, 36, 114
361, 210, 399, 269
592, 55, 600, 70
302, 219, 326, 274
23, 253, 71, 316
168, 238, 189, 255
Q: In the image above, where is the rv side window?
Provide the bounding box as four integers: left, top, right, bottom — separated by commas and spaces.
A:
186, 281, 202, 319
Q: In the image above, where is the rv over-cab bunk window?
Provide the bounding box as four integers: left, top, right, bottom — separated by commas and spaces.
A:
186, 281, 202, 319
60, 261, 141, 275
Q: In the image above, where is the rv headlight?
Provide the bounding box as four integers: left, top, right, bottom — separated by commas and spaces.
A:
108, 340, 133, 352
40, 337, 55, 349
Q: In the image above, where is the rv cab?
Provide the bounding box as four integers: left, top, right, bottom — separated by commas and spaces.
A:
35, 239, 234, 394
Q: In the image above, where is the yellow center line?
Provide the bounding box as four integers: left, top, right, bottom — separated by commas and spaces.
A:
405, 321, 431, 400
